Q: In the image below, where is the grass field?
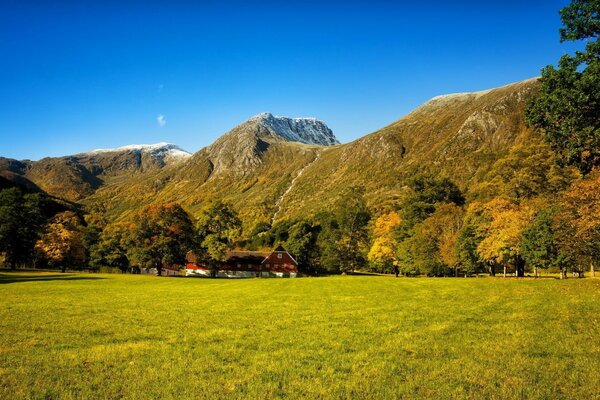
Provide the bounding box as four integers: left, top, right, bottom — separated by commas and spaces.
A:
1, 272, 599, 399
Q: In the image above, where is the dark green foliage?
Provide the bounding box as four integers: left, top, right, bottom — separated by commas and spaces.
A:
455, 226, 486, 276
285, 221, 320, 275
314, 213, 342, 273
0, 188, 46, 269
90, 226, 130, 272
521, 208, 568, 273
334, 186, 371, 273
401, 175, 464, 229
526, 0, 600, 174
196, 201, 242, 270
128, 203, 196, 275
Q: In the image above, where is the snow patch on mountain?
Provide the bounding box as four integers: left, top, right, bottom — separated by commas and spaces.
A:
250, 112, 340, 146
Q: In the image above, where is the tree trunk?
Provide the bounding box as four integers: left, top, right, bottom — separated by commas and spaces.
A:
489, 264, 496, 277
534, 266, 538, 278
591, 261, 595, 278
503, 265, 506, 278
515, 256, 525, 278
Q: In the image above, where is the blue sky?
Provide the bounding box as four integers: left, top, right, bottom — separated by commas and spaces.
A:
0, 0, 575, 160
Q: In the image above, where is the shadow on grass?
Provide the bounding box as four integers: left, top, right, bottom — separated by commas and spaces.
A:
0, 273, 106, 284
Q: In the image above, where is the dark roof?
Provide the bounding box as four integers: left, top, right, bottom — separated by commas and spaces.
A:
274, 245, 286, 252
226, 251, 269, 265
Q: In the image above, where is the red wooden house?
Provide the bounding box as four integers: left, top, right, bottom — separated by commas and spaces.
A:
185, 245, 298, 278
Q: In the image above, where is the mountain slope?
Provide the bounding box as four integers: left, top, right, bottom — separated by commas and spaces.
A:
0, 143, 192, 201
83, 113, 340, 227
82, 78, 544, 232
274, 79, 541, 220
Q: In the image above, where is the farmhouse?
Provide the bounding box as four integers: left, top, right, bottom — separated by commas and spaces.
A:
185, 245, 298, 278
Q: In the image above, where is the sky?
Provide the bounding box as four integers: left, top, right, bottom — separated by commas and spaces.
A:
0, 0, 578, 160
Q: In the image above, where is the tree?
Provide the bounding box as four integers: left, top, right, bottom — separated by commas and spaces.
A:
196, 201, 241, 276
335, 186, 371, 273
285, 221, 320, 275
368, 211, 402, 273
0, 188, 45, 269
401, 175, 464, 229
408, 204, 464, 277
457, 202, 492, 276
556, 172, 600, 276
521, 208, 569, 278
35, 211, 86, 272
477, 199, 534, 277
128, 203, 196, 276
89, 223, 130, 272
526, 0, 600, 174
455, 226, 486, 276
473, 141, 579, 202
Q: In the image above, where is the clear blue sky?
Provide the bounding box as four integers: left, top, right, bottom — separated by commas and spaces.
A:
1, 0, 575, 160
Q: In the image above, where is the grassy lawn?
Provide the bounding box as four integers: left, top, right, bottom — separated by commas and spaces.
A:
1, 273, 599, 399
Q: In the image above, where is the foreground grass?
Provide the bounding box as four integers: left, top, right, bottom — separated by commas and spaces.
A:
0, 273, 599, 399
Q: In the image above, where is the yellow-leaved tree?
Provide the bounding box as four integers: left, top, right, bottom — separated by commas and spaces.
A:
368, 211, 401, 273
476, 198, 535, 277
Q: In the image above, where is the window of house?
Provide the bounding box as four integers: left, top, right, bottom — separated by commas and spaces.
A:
265, 263, 270, 268
277, 253, 282, 259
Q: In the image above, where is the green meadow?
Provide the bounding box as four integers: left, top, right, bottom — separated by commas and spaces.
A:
1, 273, 599, 399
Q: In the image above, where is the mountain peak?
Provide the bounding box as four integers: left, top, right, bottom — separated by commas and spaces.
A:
248, 113, 340, 146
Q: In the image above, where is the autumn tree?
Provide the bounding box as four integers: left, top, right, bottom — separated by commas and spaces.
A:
556, 172, 600, 276
128, 203, 196, 275
526, 0, 600, 174
35, 211, 86, 272
477, 199, 534, 277
0, 188, 46, 269
368, 211, 401, 273
409, 204, 465, 277
457, 202, 492, 276
196, 201, 241, 276
396, 175, 464, 275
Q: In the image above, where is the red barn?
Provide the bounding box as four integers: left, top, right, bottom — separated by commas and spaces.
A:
185, 245, 298, 278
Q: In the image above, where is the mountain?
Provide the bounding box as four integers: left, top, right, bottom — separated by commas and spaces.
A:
1, 78, 556, 233
0, 143, 192, 201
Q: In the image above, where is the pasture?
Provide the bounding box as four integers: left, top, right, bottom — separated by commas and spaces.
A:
0, 272, 599, 399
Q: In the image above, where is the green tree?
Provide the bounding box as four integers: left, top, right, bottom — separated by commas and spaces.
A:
335, 186, 371, 273
196, 201, 242, 276
521, 208, 569, 278
0, 188, 45, 269
285, 221, 320, 275
89, 223, 130, 272
455, 226, 486, 276
128, 203, 196, 276
526, 0, 600, 174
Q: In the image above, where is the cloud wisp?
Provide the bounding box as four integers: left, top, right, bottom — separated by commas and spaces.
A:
157, 114, 166, 127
